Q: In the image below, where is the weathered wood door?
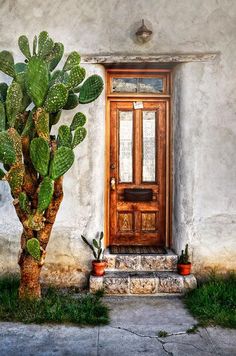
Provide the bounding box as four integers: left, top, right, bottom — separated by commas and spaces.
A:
109, 100, 167, 246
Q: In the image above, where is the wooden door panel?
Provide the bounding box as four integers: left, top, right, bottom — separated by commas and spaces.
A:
110, 101, 166, 246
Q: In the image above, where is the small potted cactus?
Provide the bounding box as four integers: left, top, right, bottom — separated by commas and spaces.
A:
177, 244, 192, 275
81, 232, 106, 276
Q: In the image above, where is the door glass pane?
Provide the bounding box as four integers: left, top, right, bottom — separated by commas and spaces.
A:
112, 77, 163, 93
119, 111, 133, 182
142, 111, 156, 182
138, 78, 163, 93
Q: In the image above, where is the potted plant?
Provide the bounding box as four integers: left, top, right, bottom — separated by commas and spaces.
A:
81, 232, 106, 276
0, 31, 103, 299
177, 244, 192, 275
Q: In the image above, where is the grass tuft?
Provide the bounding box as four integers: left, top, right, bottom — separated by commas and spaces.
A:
157, 330, 168, 337
184, 272, 236, 328
0, 275, 109, 326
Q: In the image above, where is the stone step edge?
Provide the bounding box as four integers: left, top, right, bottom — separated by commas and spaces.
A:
104, 251, 178, 271
90, 272, 197, 295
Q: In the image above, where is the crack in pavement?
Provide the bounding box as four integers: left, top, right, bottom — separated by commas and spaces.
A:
110, 325, 216, 354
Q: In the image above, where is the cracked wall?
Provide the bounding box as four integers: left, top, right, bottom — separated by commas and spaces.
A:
0, 0, 236, 284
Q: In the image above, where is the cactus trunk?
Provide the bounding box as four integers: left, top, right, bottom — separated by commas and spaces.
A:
18, 252, 42, 299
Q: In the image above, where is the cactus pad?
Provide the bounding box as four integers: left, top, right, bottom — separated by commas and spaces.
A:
72, 127, 87, 148
63, 51, 81, 71
44, 83, 68, 113
38, 31, 50, 54
25, 56, 49, 107
37, 176, 54, 213
0, 82, 8, 102
38, 36, 54, 59
58, 125, 72, 148
63, 92, 79, 110
66, 66, 86, 89
6, 163, 24, 196
79, 75, 103, 104
50, 70, 69, 87
8, 128, 22, 163
26, 238, 41, 260
49, 111, 61, 126
30, 137, 50, 176
0, 131, 16, 165
50, 146, 74, 180
34, 108, 50, 142
6, 81, 23, 127
18, 35, 31, 60
19, 191, 30, 213
0, 51, 16, 78
33, 35, 37, 55
0, 101, 6, 131
70, 112, 86, 131
45, 42, 64, 71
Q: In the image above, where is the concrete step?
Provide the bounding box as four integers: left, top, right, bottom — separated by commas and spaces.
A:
89, 271, 197, 296
104, 249, 178, 272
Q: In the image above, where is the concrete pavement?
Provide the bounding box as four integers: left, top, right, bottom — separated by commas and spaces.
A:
0, 296, 235, 355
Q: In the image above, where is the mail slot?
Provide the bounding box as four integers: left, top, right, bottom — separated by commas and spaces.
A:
124, 188, 153, 202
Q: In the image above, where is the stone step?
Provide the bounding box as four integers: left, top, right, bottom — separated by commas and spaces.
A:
90, 271, 197, 296
104, 249, 178, 272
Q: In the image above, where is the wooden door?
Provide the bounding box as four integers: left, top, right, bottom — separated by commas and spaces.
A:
109, 100, 167, 246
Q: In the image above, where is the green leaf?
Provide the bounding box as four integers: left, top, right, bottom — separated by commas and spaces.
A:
6, 81, 23, 127
18, 35, 31, 60
27, 238, 41, 261
30, 137, 50, 176
25, 56, 49, 107
72, 127, 87, 148
50, 146, 74, 180
63, 51, 81, 71
93, 239, 99, 249
79, 75, 103, 104
37, 176, 54, 213
70, 112, 86, 131
44, 83, 68, 113
0, 51, 15, 78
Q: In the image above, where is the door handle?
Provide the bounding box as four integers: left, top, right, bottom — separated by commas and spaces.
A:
110, 177, 116, 190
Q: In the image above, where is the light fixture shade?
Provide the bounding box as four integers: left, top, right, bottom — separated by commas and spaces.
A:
136, 19, 153, 43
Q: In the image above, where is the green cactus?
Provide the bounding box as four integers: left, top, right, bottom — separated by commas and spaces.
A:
70, 112, 86, 131
8, 128, 22, 163
6, 163, 24, 196
72, 127, 87, 148
44, 83, 68, 113
33, 35, 37, 55
6, 81, 23, 127
45, 42, 64, 71
18, 35, 31, 60
37, 176, 54, 213
58, 125, 72, 148
0, 101, 6, 131
63, 92, 79, 110
19, 191, 30, 213
50, 146, 74, 180
0, 82, 8, 102
0, 130, 16, 165
26, 238, 41, 260
0, 31, 104, 299
30, 137, 50, 176
34, 108, 50, 142
0, 51, 16, 78
79, 74, 103, 104
25, 56, 49, 107
66, 66, 86, 90
63, 51, 81, 71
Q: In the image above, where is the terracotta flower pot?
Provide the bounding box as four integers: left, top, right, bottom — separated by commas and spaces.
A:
177, 263, 192, 276
92, 260, 107, 276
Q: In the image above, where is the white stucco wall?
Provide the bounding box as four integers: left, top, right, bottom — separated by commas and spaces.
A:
0, 0, 235, 284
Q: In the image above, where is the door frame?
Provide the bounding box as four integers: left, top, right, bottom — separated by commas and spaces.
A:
104, 68, 172, 248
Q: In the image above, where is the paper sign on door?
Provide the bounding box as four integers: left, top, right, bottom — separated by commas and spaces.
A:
133, 101, 143, 109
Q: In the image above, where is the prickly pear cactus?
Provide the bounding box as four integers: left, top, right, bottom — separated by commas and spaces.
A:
0, 31, 103, 278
